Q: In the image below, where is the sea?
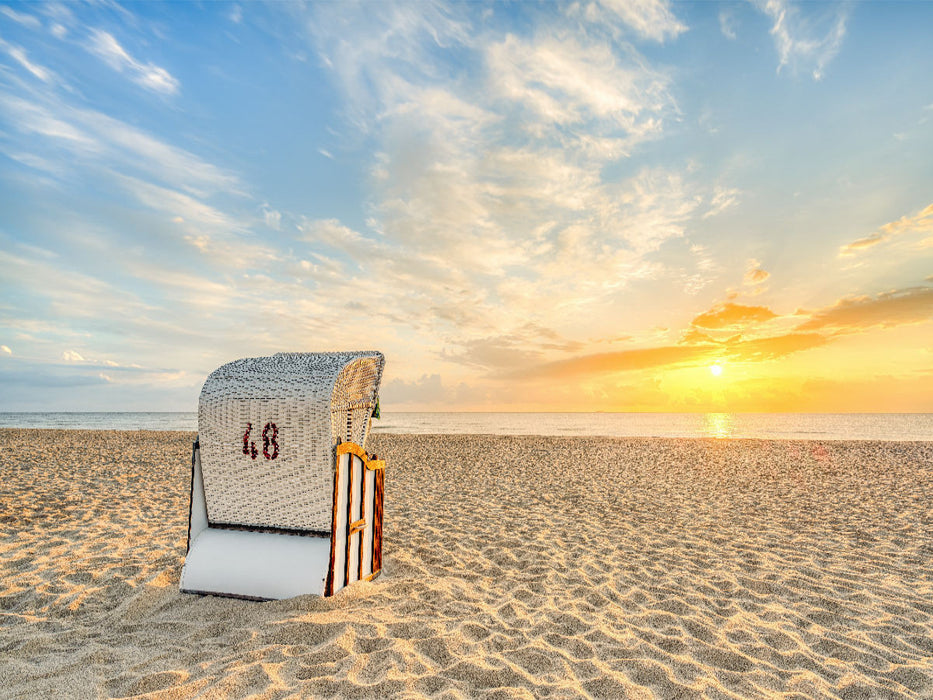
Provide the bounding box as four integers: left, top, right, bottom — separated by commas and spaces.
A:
0, 412, 930, 441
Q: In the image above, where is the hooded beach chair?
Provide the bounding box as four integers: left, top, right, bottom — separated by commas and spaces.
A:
180, 351, 386, 600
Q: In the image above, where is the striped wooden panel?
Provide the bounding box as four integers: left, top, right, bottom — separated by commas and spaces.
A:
326, 443, 385, 596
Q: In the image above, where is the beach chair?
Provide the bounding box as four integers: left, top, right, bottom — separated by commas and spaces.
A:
180, 351, 386, 600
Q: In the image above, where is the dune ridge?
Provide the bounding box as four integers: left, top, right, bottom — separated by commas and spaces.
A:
1, 429, 931, 698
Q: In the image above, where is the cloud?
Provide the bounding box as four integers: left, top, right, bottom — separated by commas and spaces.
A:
0, 95, 95, 149
759, 0, 847, 80
594, 0, 687, 42
102, 175, 280, 276
0, 41, 56, 83
306, 1, 473, 129
442, 325, 583, 372
379, 373, 486, 408
723, 332, 827, 362
0, 354, 192, 411
515, 328, 829, 380
703, 186, 739, 218
719, 10, 737, 40
115, 174, 242, 233
839, 202, 933, 256
0, 246, 150, 331
0, 95, 240, 197
0, 367, 111, 389
0, 345, 11, 356
86, 29, 180, 95
680, 328, 715, 345
41, 3, 75, 38
261, 205, 282, 230
380, 373, 444, 404
516, 345, 716, 379
797, 287, 933, 332
486, 32, 673, 146
743, 260, 770, 286
300, 218, 387, 265
691, 302, 778, 329
57, 350, 141, 369
0, 6, 41, 29
297, 217, 506, 340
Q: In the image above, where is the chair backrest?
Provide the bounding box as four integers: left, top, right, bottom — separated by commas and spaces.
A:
197, 351, 384, 532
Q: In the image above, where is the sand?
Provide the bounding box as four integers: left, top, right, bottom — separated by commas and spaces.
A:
0, 429, 932, 699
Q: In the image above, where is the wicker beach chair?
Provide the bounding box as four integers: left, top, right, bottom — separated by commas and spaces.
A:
180, 351, 386, 600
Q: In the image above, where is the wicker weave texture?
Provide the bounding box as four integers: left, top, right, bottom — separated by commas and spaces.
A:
198, 352, 384, 532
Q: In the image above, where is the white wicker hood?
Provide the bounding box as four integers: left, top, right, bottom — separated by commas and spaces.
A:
197, 351, 385, 532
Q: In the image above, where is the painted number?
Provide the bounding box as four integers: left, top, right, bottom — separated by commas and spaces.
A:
242, 422, 279, 460
262, 422, 279, 460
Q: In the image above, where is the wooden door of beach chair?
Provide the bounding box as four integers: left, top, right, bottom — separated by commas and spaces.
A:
180, 351, 386, 600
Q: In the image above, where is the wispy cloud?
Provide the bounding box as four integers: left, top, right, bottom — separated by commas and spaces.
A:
759, 0, 847, 80
0, 40, 56, 83
0, 364, 112, 390
703, 185, 739, 218
592, 0, 688, 43
797, 286, 933, 332
0, 94, 239, 196
0, 246, 146, 323
515, 344, 716, 379
441, 324, 583, 372
719, 9, 737, 40
487, 32, 673, 149
727, 331, 827, 361
0, 95, 94, 149
109, 174, 271, 269
0, 6, 41, 29
743, 260, 770, 286
261, 205, 281, 230
41, 3, 76, 39
86, 29, 180, 95
307, 1, 472, 130
513, 327, 829, 380
839, 202, 933, 256
691, 302, 778, 330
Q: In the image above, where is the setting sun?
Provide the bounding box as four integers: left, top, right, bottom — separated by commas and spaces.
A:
710, 364, 723, 377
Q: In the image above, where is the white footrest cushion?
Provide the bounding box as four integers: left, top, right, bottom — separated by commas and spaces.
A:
181, 527, 331, 600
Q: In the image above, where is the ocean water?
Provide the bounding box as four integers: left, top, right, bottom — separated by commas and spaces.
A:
0, 412, 930, 441
0, 412, 198, 432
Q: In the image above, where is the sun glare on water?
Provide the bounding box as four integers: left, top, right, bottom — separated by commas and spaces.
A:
704, 412, 735, 439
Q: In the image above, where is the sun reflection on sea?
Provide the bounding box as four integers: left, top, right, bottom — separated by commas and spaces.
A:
704, 412, 736, 439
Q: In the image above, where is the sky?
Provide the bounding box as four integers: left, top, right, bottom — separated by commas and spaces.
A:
0, 0, 931, 413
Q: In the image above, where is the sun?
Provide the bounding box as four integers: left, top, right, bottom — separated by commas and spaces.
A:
710, 363, 723, 377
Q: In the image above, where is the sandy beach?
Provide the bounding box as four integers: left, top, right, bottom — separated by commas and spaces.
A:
1, 429, 931, 699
